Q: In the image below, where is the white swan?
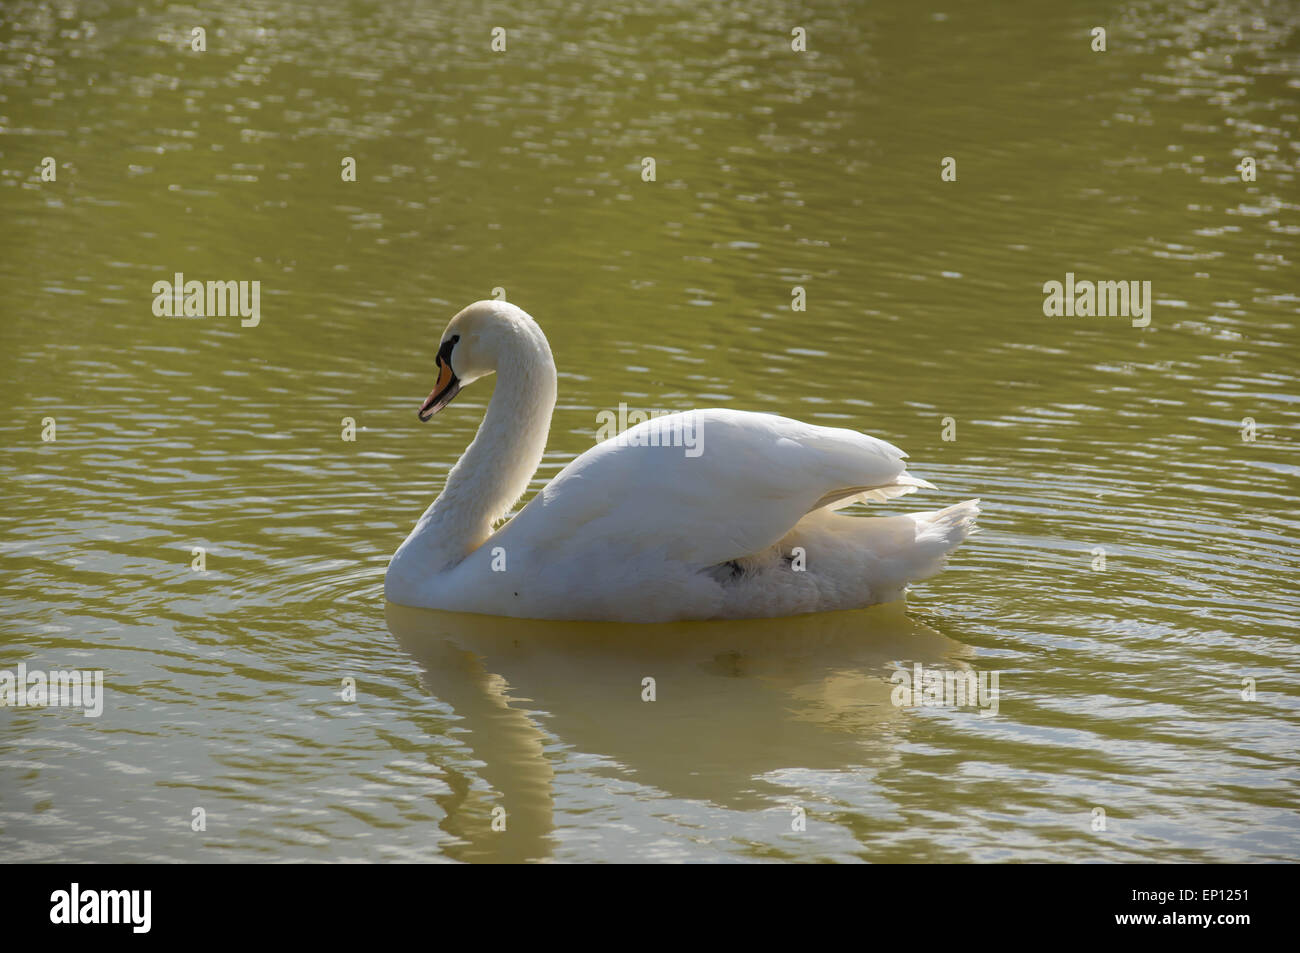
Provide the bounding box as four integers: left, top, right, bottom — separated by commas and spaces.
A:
385, 301, 979, 623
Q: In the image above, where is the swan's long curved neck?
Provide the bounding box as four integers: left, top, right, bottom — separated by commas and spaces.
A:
405, 341, 557, 572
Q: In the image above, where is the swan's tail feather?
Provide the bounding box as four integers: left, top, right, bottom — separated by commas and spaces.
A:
916, 498, 980, 538
896, 498, 980, 585
725, 499, 980, 616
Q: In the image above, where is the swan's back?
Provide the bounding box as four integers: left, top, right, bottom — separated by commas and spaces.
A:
495, 409, 919, 569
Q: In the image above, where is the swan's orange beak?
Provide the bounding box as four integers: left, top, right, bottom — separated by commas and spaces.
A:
418, 357, 461, 421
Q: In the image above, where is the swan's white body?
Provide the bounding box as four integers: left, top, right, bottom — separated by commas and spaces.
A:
385, 302, 978, 623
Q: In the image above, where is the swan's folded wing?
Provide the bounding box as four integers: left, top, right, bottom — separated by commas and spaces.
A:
495, 409, 923, 567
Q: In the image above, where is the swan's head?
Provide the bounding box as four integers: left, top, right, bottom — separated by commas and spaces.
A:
417, 300, 550, 421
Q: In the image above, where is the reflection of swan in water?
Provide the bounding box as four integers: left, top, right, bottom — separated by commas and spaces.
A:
387, 602, 972, 862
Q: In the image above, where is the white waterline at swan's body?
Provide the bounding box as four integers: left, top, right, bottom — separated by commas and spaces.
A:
385, 301, 979, 623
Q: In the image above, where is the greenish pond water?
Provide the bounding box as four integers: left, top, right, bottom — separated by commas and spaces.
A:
1, 0, 1297, 861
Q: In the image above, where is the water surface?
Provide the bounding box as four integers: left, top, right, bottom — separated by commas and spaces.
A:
1, 0, 1298, 862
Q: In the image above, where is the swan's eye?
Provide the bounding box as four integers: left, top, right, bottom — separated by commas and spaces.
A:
437, 335, 460, 368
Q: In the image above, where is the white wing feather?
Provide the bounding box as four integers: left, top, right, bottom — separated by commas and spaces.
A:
493, 409, 925, 567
